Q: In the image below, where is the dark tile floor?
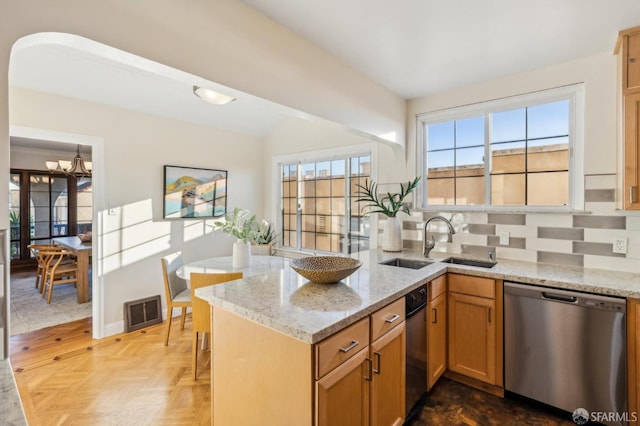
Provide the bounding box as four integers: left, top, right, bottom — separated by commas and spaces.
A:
408, 378, 577, 425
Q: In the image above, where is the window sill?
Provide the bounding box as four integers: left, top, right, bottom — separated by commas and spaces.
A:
415, 207, 591, 215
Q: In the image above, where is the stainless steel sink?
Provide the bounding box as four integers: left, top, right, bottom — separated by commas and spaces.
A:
379, 258, 434, 269
440, 257, 496, 268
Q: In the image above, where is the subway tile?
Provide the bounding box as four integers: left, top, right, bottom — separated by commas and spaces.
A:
496, 247, 537, 262
403, 239, 421, 250
460, 244, 495, 259
572, 215, 626, 230
468, 224, 496, 235
527, 238, 573, 253
488, 213, 526, 225
584, 255, 640, 274
584, 201, 618, 214
494, 224, 528, 237
584, 228, 636, 244
488, 235, 526, 249
526, 213, 572, 227
572, 241, 624, 257
402, 220, 422, 230
585, 189, 615, 202
453, 233, 488, 246
584, 174, 616, 190
537, 251, 584, 267
628, 217, 640, 231
537, 227, 584, 241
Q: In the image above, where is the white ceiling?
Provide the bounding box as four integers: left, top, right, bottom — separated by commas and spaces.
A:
9, 33, 305, 149
241, 0, 640, 99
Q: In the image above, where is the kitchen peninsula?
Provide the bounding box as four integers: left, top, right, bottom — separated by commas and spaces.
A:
195, 250, 640, 425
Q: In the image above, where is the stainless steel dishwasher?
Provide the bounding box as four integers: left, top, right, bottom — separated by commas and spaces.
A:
504, 282, 626, 424
405, 285, 428, 422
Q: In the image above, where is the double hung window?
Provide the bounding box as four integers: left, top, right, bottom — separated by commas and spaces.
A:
418, 84, 583, 210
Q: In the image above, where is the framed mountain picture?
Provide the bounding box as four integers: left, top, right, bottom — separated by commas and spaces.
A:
163, 165, 227, 219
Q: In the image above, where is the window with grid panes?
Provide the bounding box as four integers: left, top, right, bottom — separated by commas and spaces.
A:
281, 155, 370, 254
419, 85, 582, 209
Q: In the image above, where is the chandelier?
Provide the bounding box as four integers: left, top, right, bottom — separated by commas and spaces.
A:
46, 145, 92, 177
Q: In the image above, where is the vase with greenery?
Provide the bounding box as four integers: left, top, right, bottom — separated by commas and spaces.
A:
214, 207, 257, 267
355, 177, 420, 252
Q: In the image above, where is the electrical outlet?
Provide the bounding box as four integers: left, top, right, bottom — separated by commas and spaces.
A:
499, 231, 510, 245
613, 237, 628, 254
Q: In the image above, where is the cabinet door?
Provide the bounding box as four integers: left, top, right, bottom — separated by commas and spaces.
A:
316, 347, 370, 426
625, 32, 640, 92
427, 292, 446, 390
625, 93, 640, 210
370, 321, 406, 426
447, 292, 496, 384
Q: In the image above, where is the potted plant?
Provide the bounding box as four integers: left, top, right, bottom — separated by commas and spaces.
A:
355, 176, 420, 252
249, 220, 279, 256
214, 207, 257, 267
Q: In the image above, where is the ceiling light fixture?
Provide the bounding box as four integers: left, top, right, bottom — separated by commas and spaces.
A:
193, 85, 236, 105
46, 144, 92, 177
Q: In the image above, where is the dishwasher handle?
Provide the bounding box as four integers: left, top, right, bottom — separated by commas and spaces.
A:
541, 292, 577, 303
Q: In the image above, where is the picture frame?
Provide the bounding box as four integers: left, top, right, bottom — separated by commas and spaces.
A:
163, 165, 227, 219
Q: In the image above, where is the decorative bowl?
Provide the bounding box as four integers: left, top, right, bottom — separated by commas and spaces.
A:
78, 232, 92, 242
290, 256, 362, 284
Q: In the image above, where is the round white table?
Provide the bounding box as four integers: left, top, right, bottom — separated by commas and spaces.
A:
176, 255, 289, 281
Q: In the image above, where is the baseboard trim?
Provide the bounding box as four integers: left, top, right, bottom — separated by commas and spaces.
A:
103, 320, 124, 337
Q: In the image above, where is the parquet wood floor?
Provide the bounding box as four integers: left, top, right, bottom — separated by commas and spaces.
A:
10, 316, 210, 426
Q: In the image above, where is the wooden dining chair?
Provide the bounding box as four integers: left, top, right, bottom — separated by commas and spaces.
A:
190, 272, 243, 380
28, 243, 60, 292
161, 252, 191, 346
40, 248, 79, 304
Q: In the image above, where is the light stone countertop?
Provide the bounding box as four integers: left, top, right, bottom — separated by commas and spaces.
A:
194, 250, 640, 344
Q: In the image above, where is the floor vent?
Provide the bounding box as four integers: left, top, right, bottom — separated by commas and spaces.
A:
124, 295, 162, 333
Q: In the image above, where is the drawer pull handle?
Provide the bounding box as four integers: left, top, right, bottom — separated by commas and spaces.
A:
631, 186, 637, 204
339, 340, 359, 353
373, 351, 381, 374
365, 357, 372, 381
487, 307, 492, 323
385, 314, 401, 324
432, 307, 437, 324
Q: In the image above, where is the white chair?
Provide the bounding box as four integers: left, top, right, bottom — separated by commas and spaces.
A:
161, 251, 191, 346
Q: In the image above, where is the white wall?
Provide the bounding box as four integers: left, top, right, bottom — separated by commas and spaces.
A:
10, 87, 263, 332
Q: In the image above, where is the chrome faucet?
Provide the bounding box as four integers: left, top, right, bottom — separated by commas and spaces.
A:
423, 216, 456, 257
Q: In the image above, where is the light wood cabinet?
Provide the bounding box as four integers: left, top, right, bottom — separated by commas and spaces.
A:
427, 275, 447, 390
627, 298, 640, 426
370, 321, 406, 426
447, 274, 503, 391
316, 347, 370, 426
616, 26, 640, 210
317, 298, 406, 426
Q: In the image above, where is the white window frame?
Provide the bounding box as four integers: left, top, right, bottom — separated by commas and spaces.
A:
272, 143, 378, 255
416, 83, 585, 212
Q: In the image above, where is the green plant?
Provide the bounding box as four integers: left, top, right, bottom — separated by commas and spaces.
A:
355, 177, 420, 217
250, 220, 278, 245
214, 207, 258, 243
9, 210, 20, 224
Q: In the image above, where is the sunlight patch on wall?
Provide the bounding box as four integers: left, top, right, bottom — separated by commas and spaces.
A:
183, 218, 216, 242
102, 199, 171, 273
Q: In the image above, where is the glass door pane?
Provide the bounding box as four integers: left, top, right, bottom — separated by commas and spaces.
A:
77, 178, 93, 233
9, 173, 20, 259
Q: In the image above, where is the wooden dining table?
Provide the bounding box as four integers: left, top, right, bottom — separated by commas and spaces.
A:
52, 236, 92, 304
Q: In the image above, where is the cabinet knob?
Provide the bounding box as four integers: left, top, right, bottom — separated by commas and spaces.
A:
630, 57, 637, 63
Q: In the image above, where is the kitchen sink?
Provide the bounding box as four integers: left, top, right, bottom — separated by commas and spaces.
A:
440, 257, 496, 268
379, 258, 434, 269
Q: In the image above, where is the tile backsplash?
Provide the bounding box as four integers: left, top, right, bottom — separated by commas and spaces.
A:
379, 174, 640, 274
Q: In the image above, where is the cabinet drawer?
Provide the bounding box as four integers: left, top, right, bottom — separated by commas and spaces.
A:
316, 317, 370, 379
370, 298, 405, 342
449, 273, 495, 299
429, 275, 447, 301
